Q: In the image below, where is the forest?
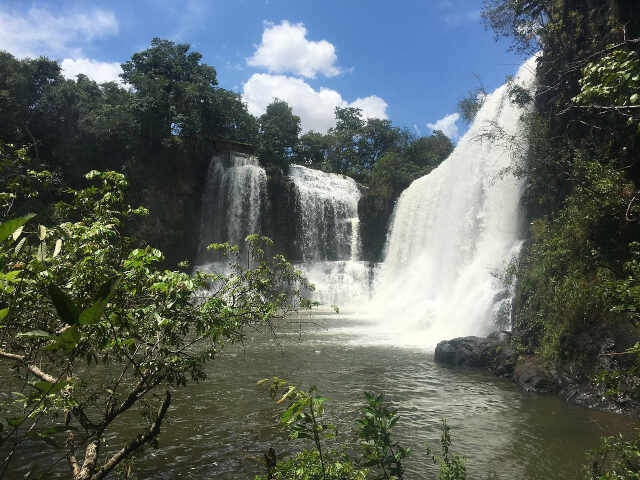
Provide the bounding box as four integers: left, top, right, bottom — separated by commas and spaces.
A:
1, 0, 640, 479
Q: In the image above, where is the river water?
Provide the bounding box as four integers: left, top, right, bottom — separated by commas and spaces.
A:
119, 309, 631, 480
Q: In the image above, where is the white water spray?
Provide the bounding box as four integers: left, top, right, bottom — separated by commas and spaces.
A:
288, 165, 371, 305
365, 56, 537, 348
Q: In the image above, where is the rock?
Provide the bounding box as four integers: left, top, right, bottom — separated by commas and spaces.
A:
434, 331, 516, 375
513, 355, 556, 393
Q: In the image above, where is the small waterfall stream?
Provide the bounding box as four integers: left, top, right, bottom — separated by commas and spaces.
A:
195, 152, 266, 270
288, 165, 371, 306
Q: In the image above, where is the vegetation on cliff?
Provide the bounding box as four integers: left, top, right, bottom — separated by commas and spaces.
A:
483, 0, 640, 408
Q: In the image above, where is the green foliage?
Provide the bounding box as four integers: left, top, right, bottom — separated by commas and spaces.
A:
584, 433, 640, 479
259, 378, 334, 478
481, 0, 551, 54
458, 91, 486, 124
256, 450, 367, 480
426, 419, 466, 480
357, 392, 409, 480
483, 1, 640, 405
573, 49, 640, 109
259, 99, 301, 171
0, 150, 311, 478
573, 48, 640, 133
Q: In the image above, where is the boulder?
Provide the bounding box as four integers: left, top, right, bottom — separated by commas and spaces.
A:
513, 355, 556, 393
434, 331, 516, 375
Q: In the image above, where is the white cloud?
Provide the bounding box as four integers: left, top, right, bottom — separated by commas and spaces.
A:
247, 20, 340, 78
61, 58, 123, 84
242, 73, 387, 133
0, 7, 118, 59
427, 112, 460, 140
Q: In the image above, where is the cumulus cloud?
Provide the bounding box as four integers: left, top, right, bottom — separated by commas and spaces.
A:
61, 58, 123, 84
427, 112, 460, 140
242, 73, 387, 133
0, 6, 118, 59
247, 20, 341, 78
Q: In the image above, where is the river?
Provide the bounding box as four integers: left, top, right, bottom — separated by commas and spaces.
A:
121, 309, 631, 479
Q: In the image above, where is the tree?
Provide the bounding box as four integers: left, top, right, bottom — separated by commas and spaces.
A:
258, 99, 301, 171
296, 131, 333, 170
404, 131, 454, 170
481, 0, 552, 54
0, 149, 312, 479
0, 52, 62, 161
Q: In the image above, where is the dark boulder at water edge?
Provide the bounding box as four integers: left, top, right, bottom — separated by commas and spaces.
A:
434, 332, 517, 377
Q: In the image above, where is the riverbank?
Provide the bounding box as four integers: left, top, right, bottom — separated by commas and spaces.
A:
434, 333, 640, 417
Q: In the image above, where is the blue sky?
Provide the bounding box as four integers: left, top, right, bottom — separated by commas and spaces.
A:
0, 0, 527, 139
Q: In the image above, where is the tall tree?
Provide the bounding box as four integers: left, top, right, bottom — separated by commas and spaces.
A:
258, 99, 301, 171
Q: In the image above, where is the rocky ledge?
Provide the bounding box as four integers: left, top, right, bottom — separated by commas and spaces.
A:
434, 333, 638, 415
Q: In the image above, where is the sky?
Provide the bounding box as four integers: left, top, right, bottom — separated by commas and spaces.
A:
0, 0, 528, 140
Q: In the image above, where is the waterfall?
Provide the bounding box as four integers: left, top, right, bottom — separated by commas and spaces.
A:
195, 152, 266, 270
366, 56, 537, 348
288, 165, 370, 305
289, 165, 360, 262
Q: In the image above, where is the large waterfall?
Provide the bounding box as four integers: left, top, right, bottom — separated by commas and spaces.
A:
196, 152, 266, 269
193, 57, 536, 348
365, 56, 537, 348
289, 165, 370, 305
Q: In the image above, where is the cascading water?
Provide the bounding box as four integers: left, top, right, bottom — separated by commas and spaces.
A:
288, 165, 371, 305
195, 152, 266, 271
365, 56, 538, 348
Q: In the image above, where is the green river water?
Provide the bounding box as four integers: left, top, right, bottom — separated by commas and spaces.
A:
7, 310, 636, 479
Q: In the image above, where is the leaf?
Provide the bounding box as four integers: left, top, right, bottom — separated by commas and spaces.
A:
0, 308, 8, 325
14, 237, 26, 255
16, 329, 52, 338
631, 93, 639, 104
36, 243, 47, 261
78, 278, 119, 325
0, 213, 36, 243
30, 380, 66, 395
48, 285, 79, 325
12, 225, 24, 241
52, 239, 62, 258
38, 225, 46, 241
45, 326, 80, 353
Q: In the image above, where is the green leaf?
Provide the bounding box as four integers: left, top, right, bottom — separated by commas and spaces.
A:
45, 326, 80, 353
78, 278, 119, 325
0, 308, 8, 323
0, 213, 36, 243
16, 329, 52, 338
48, 285, 79, 325
631, 93, 639, 104
30, 380, 66, 395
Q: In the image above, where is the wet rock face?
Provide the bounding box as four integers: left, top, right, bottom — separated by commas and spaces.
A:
434, 332, 516, 376
513, 356, 556, 393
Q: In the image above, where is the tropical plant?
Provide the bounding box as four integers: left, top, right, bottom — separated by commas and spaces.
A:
0, 161, 311, 479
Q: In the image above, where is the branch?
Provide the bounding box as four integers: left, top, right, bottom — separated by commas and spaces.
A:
626, 190, 640, 222
0, 350, 58, 383
90, 391, 171, 480
65, 412, 80, 478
